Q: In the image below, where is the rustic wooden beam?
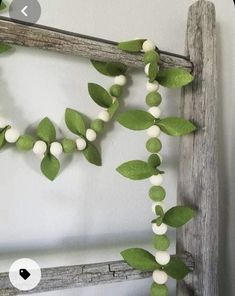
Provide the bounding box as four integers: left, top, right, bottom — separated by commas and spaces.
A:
0, 254, 194, 295
177, 1, 218, 296
0, 17, 192, 71
0, 260, 150, 296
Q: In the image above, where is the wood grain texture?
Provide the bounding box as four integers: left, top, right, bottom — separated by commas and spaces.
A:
176, 1, 218, 295
0, 255, 194, 295
0, 17, 192, 71
0, 260, 150, 296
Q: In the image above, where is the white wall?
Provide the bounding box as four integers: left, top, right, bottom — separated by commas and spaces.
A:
0, 0, 234, 295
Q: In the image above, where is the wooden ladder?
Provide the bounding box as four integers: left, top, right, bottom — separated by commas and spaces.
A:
0, 1, 218, 295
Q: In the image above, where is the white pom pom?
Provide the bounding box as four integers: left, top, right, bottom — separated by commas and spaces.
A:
155, 251, 171, 266
142, 40, 156, 52
114, 75, 127, 86
5, 128, 20, 143
148, 107, 161, 118
76, 137, 87, 151
50, 142, 63, 157
147, 126, 161, 138
152, 270, 168, 285
144, 63, 150, 76
150, 174, 163, 186
152, 202, 165, 214
33, 140, 47, 155
0, 117, 10, 128
152, 222, 167, 235
98, 110, 110, 122
86, 129, 97, 142
146, 81, 160, 92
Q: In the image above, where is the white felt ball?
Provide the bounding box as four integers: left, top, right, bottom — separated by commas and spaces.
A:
50, 142, 63, 157
148, 107, 161, 118
144, 63, 150, 76
146, 81, 160, 92
150, 174, 163, 186
152, 222, 168, 235
114, 75, 127, 86
147, 126, 161, 138
33, 140, 47, 155
142, 40, 156, 52
86, 129, 97, 142
98, 110, 110, 122
0, 117, 10, 128
76, 137, 87, 151
152, 270, 168, 285
152, 202, 165, 214
155, 251, 171, 266
5, 128, 20, 143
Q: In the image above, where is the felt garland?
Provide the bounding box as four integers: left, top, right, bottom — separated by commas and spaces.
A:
116, 38, 196, 295
0, 42, 129, 180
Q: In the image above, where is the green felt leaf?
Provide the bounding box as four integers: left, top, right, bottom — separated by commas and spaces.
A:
0, 129, 6, 149
121, 248, 160, 272
83, 142, 102, 166
157, 68, 193, 88
117, 110, 155, 130
163, 206, 196, 227
65, 108, 86, 136
156, 216, 163, 226
91, 119, 105, 134
149, 186, 166, 201
37, 117, 56, 143
157, 117, 196, 136
155, 205, 164, 217
88, 83, 113, 108
108, 100, 119, 118
149, 62, 158, 82
91, 60, 127, 76
164, 257, 190, 280
41, 154, 60, 181
16, 135, 34, 151
149, 167, 162, 176
0, 43, 11, 53
153, 235, 170, 251
109, 84, 122, 98
0, 2, 6, 10
150, 283, 168, 296
118, 39, 145, 52
62, 138, 76, 153
117, 160, 153, 180
104, 62, 127, 76
148, 154, 161, 168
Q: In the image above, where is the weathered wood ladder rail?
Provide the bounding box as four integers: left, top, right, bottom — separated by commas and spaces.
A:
0, 0, 218, 295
